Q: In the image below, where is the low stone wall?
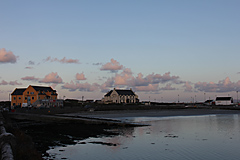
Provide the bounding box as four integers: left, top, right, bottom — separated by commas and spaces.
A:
0, 113, 15, 160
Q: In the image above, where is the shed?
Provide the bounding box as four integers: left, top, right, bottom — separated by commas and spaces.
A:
215, 97, 233, 105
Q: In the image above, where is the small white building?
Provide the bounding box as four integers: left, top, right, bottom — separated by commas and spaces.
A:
102, 88, 139, 104
215, 97, 233, 105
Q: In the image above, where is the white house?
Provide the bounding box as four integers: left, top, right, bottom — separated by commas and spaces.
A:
102, 88, 139, 104
215, 96, 233, 105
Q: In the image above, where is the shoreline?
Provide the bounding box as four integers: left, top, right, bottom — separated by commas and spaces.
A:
5, 108, 240, 159
62, 108, 240, 119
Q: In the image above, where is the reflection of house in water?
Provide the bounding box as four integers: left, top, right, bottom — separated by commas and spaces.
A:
11, 85, 63, 108
101, 127, 135, 150
102, 88, 139, 104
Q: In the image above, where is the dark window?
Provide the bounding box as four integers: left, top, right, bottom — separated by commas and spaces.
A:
32, 97, 34, 100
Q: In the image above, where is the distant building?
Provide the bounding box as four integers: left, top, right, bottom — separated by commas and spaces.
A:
215, 96, 233, 105
102, 88, 139, 104
11, 85, 61, 108
204, 100, 214, 105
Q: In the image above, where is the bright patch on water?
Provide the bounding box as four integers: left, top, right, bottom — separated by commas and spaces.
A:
46, 114, 240, 160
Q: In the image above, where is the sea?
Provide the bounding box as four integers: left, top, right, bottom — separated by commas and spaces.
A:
46, 114, 240, 160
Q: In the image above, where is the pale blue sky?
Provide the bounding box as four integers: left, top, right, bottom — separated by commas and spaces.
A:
1, 0, 240, 102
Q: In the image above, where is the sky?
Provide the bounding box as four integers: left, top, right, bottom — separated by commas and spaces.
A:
1, 0, 240, 102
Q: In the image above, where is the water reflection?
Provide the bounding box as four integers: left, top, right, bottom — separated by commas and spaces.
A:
47, 114, 240, 160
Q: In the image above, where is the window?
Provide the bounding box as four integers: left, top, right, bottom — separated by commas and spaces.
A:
32, 97, 34, 100
27, 91, 29, 94
19, 97, 21, 100
13, 97, 16, 100
31, 92, 34, 95
25, 97, 27, 100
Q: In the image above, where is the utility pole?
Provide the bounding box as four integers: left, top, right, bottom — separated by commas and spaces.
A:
237, 91, 239, 106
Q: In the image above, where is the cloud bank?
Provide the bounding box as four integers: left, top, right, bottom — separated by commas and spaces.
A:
195, 77, 240, 93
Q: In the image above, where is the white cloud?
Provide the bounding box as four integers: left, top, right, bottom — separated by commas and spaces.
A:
0, 80, 8, 85
62, 81, 99, 92
39, 72, 63, 84
9, 80, 22, 85
194, 77, 240, 92
160, 84, 176, 91
44, 56, 80, 64
0, 48, 18, 63
183, 81, 193, 92
21, 76, 39, 81
76, 73, 87, 80
100, 59, 123, 72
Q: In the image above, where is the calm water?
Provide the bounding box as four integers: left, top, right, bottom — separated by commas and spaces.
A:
47, 114, 240, 160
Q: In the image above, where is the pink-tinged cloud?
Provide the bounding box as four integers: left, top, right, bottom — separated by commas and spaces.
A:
39, 72, 63, 84
160, 84, 176, 90
0, 80, 8, 85
98, 69, 182, 93
183, 81, 193, 92
100, 59, 123, 72
9, 80, 22, 85
44, 56, 80, 64
0, 48, 18, 63
21, 76, 39, 81
114, 68, 134, 85
25, 67, 34, 69
114, 70, 180, 87
135, 84, 159, 92
62, 81, 99, 92
76, 73, 87, 80
100, 78, 115, 93
194, 77, 240, 92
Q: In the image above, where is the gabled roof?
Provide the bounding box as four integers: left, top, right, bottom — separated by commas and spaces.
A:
104, 89, 136, 97
115, 89, 135, 96
31, 86, 54, 92
11, 88, 26, 95
105, 90, 113, 97
216, 97, 232, 101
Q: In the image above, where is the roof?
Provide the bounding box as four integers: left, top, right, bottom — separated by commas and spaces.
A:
115, 89, 135, 95
105, 89, 136, 97
216, 97, 232, 101
31, 86, 54, 92
11, 88, 26, 95
105, 90, 113, 97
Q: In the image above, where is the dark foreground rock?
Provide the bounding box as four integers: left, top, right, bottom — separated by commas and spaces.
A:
5, 114, 125, 159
